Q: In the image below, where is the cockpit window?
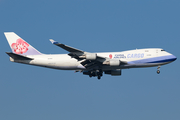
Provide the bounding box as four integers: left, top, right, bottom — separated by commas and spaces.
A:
161, 49, 165, 51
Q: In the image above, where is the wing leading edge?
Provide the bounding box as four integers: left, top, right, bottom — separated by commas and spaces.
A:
50, 39, 84, 53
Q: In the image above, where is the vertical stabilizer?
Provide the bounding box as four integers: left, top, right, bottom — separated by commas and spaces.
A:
4, 32, 42, 55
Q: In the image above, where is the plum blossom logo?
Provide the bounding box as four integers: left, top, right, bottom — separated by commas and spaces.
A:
11, 38, 29, 54
109, 54, 112, 59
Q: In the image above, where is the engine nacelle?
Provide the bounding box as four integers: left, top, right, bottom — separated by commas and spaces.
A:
105, 69, 121, 76
86, 53, 97, 60
109, 59, 121, 66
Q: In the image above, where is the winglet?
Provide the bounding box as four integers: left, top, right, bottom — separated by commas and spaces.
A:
50, 39, 59, 44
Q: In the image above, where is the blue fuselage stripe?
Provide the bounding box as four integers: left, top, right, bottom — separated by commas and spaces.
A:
128, 55, 177, 64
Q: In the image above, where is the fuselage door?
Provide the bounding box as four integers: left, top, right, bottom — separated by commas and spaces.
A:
155, 49, 159, 57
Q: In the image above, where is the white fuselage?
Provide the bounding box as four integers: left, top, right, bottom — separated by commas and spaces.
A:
10, 48, 176, 71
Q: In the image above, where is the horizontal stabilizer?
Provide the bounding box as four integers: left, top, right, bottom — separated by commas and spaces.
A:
6, 52, 33, 60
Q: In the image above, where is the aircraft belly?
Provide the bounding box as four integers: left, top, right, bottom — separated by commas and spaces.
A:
55, 60, 80, 70
101, 61, 171, 70
29, 56, 79, 70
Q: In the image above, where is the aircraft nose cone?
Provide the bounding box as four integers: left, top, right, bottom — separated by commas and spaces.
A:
172, 55, 177, 61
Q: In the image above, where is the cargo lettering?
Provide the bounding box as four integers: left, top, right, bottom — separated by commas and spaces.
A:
127, 53, 144, 58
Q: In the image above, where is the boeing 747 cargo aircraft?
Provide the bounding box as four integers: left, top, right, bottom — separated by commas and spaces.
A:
5, 32, 177, 79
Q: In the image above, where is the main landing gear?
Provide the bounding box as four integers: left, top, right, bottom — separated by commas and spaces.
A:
157, 66, 160, 74
87, 70, 103, 80
97, 71, 103, 80
97, 70, 103, 80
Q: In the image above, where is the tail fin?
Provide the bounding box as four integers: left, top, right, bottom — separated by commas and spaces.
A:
4, 32, 42, 55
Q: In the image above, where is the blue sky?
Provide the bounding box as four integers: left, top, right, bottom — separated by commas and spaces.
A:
0, 0, 180, 120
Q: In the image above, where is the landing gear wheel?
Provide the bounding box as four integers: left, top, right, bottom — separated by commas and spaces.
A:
97, 75, 101, 80
157, 70, 160, 74
157, 66, 161, 74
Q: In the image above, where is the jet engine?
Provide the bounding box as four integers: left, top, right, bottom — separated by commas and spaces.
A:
109, 59, 121, 66
104, 69, 121, 76
86, 53, 97, 60
79, 53, 97, 60
103, 59, 121, 66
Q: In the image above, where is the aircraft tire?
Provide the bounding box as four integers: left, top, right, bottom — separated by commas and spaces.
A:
157, 70, 160, 74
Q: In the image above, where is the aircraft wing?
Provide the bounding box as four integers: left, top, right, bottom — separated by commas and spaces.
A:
50, 40, 126, 70
50, 39, 84, 53
50, 39, 106, 69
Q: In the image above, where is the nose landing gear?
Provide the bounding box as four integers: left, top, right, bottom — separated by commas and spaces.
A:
157, 66, 160, 74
